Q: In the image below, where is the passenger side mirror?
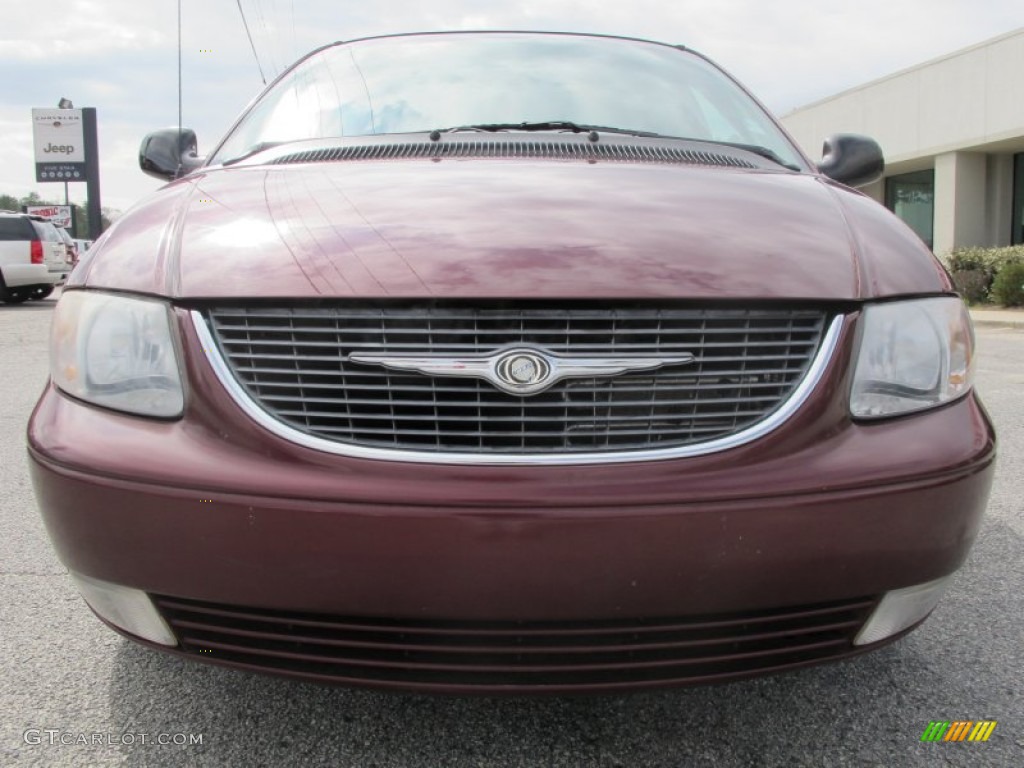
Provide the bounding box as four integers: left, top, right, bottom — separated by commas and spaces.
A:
139, 128, 206, 181
816, 134, 884, 188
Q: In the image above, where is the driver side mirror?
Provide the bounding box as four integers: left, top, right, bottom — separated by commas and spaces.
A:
139, 128, 206, 181
816, 134, 884, 188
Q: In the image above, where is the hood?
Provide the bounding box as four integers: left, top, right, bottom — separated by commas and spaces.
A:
77, 157, 950, 300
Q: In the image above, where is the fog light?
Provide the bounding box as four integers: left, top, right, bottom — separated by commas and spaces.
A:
854, 575, 953, 646
70, 572, 177, 646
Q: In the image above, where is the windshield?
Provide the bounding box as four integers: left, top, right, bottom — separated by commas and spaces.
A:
211, 33, 804, 168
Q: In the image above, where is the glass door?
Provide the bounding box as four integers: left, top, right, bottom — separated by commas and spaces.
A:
885, 170, 935, 249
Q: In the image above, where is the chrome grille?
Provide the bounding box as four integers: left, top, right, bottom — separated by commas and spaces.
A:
204, 306, 830, 455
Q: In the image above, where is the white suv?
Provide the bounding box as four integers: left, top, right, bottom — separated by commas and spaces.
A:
0, 211, 70, 303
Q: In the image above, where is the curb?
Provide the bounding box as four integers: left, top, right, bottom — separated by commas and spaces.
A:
969, 312, 1024, 330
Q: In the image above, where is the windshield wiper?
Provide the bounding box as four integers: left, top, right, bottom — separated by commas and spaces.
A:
443, 121, 664, 138
695, 140, 802, 171
221, 141, 287, 166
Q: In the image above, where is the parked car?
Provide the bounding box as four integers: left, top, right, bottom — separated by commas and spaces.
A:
0, 211, 68, 302
29, 31, 995, 694
55, 227, 79, 267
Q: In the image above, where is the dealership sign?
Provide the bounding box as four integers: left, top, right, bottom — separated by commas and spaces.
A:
32, 108, 86, 182
25, 204, 74, 229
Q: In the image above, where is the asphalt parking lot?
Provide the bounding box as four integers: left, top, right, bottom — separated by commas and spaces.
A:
1, 298, 1021, 768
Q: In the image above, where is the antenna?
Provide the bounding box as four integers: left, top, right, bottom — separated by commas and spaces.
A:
236, 0, 268, 85
177, 0, 182, 140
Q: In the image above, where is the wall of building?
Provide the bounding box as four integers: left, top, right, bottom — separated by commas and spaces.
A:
781, 28, 1024, 256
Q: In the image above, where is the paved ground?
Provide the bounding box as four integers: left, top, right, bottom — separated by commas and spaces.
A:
1, 298, 1021, 767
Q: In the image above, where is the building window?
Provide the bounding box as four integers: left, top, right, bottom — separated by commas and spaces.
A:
885, 170, 935, 249
1013, 153, 1024, 245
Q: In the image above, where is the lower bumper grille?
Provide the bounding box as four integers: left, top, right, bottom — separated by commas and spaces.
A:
153, 595, 876, 692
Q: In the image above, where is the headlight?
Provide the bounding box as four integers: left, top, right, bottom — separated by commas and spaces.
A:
51, 291, 184, 418
850, 297, 974, 419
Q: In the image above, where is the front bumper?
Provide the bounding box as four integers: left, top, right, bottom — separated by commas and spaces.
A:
28, 373, 995, 691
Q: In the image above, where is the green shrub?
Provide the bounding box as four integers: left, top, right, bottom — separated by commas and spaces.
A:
943, 245, 1024, 304
991, 261, 1024, 307
949, 269, 990, 304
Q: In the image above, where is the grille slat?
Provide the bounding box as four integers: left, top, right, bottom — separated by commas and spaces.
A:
215, 322, 821, 336
155, 595, 876, 690
272, 408, 769, 423
171, 618, 864, 655
259, 394, 780, 408
221, 337, 820, 351
206, 305, 828, 455
234, 368, 810, 385
224, 350, 815, 365
309, 424, 736, 438
178, 635, 852, 674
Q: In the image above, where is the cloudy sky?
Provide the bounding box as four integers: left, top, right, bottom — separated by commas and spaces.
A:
2, 0, 1022, 213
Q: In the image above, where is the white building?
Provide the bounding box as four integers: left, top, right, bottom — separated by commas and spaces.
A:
781, 28, 1024, 256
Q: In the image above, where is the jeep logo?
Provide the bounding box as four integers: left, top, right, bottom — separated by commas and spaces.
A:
43, 142, 75, 155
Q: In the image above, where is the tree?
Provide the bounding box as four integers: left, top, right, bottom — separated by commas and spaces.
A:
1, 191, 119, 238
72, 205, 118, 238
101, 206, 120, 226
72, 206, 88, 237
22, 192, 47, 206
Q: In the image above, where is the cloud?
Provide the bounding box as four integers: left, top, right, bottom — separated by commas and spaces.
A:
1, 0, 1021, 211
0, 0, 168, 60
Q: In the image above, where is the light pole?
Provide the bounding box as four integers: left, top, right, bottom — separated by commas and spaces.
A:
58, 98, 73, 205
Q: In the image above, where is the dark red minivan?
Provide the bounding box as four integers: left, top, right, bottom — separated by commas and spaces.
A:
29, 31, 995, 693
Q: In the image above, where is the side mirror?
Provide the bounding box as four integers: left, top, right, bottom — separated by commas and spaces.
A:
816, 134, 884, 188
139, 128, 206, 181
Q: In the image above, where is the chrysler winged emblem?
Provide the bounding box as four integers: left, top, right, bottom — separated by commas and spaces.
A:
350, 347, 694, 395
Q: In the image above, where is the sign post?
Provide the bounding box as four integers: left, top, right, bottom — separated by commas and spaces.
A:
82, 108, 101, 239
